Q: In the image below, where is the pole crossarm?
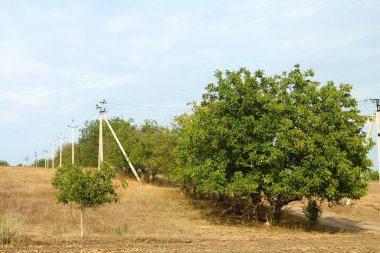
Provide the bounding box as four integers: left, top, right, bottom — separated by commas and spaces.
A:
370, 98, 380, 112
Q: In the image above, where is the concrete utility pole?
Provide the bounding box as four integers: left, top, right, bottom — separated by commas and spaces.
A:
369, 99, 380, 181
50, 144, 56, 168
95, 99, 141, 182
44, 150, 48, 168
97, 100, 106, 168
103, 114, 141, 182
24, 156, 29, 167
58, 132, 65, 167
46, 149, 50, 168
68, 119, 78, 164
34, 151, 38, 167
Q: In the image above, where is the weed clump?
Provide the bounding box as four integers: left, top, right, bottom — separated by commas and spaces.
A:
0, 213, 28, 246
302, 198, 322, 227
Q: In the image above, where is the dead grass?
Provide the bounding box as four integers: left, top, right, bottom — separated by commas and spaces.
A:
0, 167, 204, 242
1, 166, 380, 252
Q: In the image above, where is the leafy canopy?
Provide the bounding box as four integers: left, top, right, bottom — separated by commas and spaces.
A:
51, 163, 123, 208
175, 65, 373, 209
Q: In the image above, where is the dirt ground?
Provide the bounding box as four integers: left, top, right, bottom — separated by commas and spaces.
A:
287, 181, 380, 234
0, 166, 380, 252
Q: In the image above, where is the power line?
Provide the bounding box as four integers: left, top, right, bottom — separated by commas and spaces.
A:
107, 102, 191, 111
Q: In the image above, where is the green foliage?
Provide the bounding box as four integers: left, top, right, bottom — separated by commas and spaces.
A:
54, 143, 78, 167
51, 163, 122, 209
0, 160, 9, 166
0, 226, 13, 245
133, 120, 177, 182
51, 163, 124, 237
175, 65, 373, 224
36, 159, 45, 167
366, 170, 379, 181
77, 120, 102, 167
77, 117, 138, 168
76, 117, 177, 182
302, 198, 322, 227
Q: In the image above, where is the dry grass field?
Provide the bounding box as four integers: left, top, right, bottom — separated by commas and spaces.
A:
1, 166, 380, 252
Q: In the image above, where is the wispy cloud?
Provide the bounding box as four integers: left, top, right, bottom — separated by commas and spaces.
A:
284, 6, 318, 20
105, 15, 144, 32
0, 88, 49, 107
0, 0, 379, 165
76, 73, 139, 90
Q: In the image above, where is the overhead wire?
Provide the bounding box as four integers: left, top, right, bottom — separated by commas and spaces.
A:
107, 102, 191, 111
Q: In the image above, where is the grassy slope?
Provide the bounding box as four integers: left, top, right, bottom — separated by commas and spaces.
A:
0, 166, 379, 252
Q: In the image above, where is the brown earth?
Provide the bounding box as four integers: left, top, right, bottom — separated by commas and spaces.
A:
0, 166, 379, 252
287, 181, 380, 234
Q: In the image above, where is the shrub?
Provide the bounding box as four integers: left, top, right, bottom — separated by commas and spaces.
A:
303, 198, 322, 227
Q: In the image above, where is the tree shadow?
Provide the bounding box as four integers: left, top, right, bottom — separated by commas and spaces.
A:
283, 208, 368, 234
189, 197, 372, 234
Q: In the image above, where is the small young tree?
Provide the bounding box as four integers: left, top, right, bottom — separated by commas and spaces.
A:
51, 163, 125, 238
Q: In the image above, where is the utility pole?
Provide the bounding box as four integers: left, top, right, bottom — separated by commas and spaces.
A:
369, 99, 380, 181
44, 150, 48, 168
95, 100, 141, 182
47, 148, 50, 168
34, 151, 38, 167
103, 113, 141, 182
68, 119, 78, 164
97, 100, 106, 168
50, 144, 56, 168
24, 156, 29, 167
58, 132, 65, 167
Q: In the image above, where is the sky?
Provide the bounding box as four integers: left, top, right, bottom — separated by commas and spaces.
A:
0, 0, 379, 168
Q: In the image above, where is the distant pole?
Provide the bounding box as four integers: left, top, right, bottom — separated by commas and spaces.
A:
44, 150, 47, 168
370, 99, 380, 181
50, 144, 53, 168
51, 144, 57, 168
24, 156, 29, 167
46, 149, 49, 168
34, 151, 37, 167
376, 103, 380, 181
58, 132, 65, 167
97, 100, 106, 169
68, 119, 78, 164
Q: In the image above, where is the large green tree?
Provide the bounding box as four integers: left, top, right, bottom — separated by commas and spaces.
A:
175, 65, 373, 224
133, 120, 177, 182
76, 117, 177, 182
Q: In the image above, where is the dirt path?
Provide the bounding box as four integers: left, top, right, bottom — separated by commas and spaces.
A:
287, 205, 380, 234
287, 181, 380, 234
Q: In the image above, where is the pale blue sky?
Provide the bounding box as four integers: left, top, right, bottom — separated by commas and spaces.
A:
0, 0, 379, 167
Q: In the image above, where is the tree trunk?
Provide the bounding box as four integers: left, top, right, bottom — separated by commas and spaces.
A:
271, 202, 282, 225
267, 195, 301, 225
80, 206, 85, 238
